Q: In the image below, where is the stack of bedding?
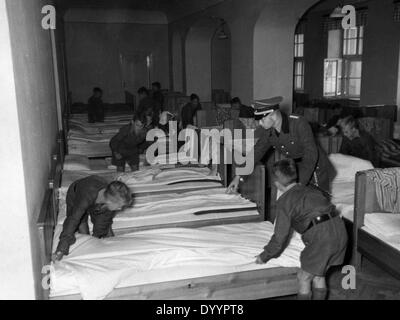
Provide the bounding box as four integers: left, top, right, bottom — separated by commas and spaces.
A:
50, 221, 304, 300
67, 114, 131, 157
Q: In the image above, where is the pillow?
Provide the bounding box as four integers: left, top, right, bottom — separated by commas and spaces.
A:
329, 153, 374, 183
64, 155, 91, 171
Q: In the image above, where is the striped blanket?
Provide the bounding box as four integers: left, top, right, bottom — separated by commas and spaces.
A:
365, 168, 400, 213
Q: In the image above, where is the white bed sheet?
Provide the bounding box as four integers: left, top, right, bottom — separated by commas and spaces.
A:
362, 214, 400, 251
50, 221, 304, 300
55, 188, 260, 246
331, 180, 355, 222
59, 167, 222, 197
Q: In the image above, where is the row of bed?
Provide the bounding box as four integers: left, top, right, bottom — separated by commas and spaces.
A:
38, 113, 400, 300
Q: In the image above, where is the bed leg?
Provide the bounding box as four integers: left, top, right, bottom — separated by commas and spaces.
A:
354, 252, 363, 273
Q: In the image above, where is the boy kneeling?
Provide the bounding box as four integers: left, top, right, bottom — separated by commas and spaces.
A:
53, 176, 133, 262
256, 159, 348, 300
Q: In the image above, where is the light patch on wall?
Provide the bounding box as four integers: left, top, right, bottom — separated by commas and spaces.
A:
64, 9, 168, 25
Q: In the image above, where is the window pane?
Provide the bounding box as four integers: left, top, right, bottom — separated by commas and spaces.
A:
348, 79, 361, 96
324, 60, 337, 78
298, 34, 304, 43
295, 76, 303, 90
295, 61, 302, 75
298, 44, 304, 57
358, 37, 363, 55
349, 61, 362, 78
344, 38, 357, 55
359, 26, 364, 38
345, 28, 358, 39
324, 60, 338, 96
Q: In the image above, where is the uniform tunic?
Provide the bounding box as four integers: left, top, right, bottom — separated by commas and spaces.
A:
260, 184, 348, 276
110, 123, 146, 168
249, 112, 334, 192
57, 176, 116, 255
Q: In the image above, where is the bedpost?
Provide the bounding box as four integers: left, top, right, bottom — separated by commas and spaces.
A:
353, 171, 366, 271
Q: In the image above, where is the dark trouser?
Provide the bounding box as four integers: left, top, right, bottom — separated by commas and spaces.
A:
66, 182, 90, 235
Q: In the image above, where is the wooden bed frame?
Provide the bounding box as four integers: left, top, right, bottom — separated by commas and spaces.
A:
37, 151, 298, 300
353, 169, 400, 280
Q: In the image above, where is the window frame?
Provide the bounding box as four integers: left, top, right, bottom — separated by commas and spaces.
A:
323, 25, 364, 99
294, 33, 305, 92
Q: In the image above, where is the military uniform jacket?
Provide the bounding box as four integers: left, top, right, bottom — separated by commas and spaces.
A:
251, 112, 334, 188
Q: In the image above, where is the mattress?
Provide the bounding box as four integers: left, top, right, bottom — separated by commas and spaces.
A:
59, 166, 222, 196
362, 213, 400, 251
55, 188, 260, 245
331, 180, 356, 222
50, 221, 304, 300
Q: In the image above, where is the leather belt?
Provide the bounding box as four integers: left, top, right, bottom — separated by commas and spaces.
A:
304, 211, 338, 233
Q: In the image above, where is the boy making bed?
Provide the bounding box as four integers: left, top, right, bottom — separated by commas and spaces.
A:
256, 159, 348, 300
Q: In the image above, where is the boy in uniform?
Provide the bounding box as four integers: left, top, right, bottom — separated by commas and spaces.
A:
256, 159, 348, 300
53, 178, 133, 262
110, 113, 147, 172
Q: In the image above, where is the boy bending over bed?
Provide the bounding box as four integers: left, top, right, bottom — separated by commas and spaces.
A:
53, 176, 133, 262
256, 159, 348, 300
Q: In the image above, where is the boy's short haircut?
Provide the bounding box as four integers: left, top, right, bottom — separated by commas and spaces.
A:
105, 181, 133, 207
152, 82, 161, 89
93, 87, 103, 94
190, 94, 200, 101
272, 159, 298, 187
138, 87, 150, 96
230, 97, 241, 105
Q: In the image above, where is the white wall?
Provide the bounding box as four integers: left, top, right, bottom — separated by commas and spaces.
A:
185, 18, 218, 101
253, 0, 318, 112
3, 0, 61, 299
0, 0, 35, 299
172, 31, 184, 92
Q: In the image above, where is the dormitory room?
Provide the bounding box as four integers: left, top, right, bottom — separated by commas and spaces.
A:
1, 0, 400, 302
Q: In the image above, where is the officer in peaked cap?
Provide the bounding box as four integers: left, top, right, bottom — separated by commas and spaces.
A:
227, 96, 334, 195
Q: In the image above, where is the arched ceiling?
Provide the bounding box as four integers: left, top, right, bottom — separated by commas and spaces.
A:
55, 0, 227, 21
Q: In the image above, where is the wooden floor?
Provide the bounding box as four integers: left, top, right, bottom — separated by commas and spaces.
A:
270, 259, 400, 300
328, 260, 400, 300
